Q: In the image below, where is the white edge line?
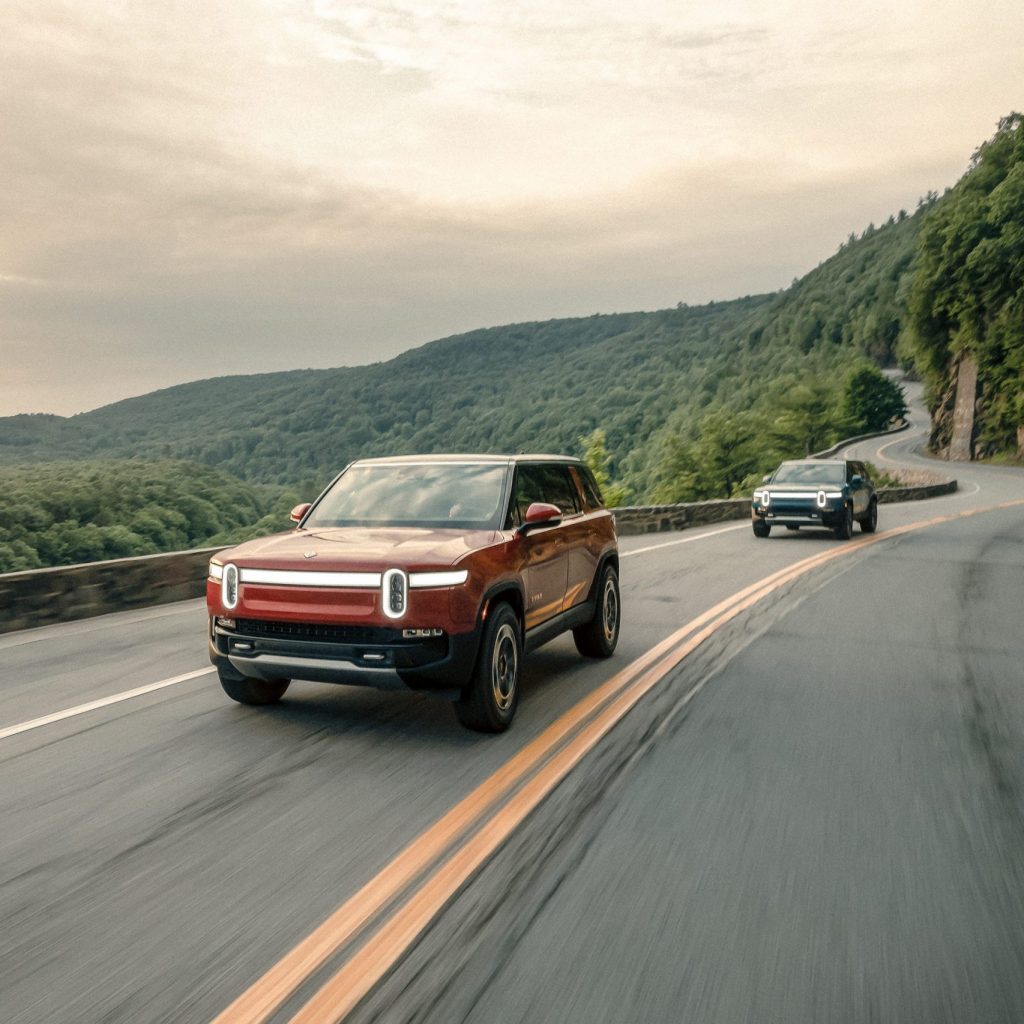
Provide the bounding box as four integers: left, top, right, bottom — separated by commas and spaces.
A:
622, 523, 748, 558
0, 600, 206, 652
0, 667, 215, 743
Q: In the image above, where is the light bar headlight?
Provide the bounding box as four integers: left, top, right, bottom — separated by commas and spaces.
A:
409, 569, 469, 588
222, 563, 239, 609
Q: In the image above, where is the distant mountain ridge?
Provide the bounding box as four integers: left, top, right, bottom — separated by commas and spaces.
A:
0, 201, 923, 497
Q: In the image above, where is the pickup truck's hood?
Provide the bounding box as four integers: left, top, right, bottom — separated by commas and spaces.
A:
762, 484, 845, 494
219, 526, 499, 571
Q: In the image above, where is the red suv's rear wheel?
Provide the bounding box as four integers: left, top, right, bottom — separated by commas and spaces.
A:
573, 564, 620, 658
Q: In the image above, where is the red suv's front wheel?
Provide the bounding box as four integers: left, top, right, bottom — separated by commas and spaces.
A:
455, 603, 522, 733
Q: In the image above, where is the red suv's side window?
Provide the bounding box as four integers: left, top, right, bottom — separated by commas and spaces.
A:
506, 464, 581, 527
573, 466, 604, 511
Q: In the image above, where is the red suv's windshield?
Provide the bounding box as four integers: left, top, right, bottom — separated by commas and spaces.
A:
304, 461, 509, 530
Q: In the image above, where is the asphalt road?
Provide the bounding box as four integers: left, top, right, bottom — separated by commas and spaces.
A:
2, 384, 1023, 1023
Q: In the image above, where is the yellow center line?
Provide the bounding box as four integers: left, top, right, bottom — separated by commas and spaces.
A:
212, 541, 859, 1024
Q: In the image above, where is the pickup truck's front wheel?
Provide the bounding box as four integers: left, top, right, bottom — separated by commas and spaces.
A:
859, 498, 878, 534
833, 504, 854, 540
219, 672, 290, 705
455, 603, 521, 733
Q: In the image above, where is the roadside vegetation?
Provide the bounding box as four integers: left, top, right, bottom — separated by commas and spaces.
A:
908, 113, 1024, 456
0, 461, 296, 572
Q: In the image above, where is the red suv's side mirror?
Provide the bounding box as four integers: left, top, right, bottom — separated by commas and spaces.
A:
290, 502, 312, 524
518, 502, 562, 535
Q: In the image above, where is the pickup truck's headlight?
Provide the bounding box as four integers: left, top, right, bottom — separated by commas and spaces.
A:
409, 570, 469, 588
209, 561, 224, 581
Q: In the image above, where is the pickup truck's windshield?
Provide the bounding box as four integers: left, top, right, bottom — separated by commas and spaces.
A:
305, 462, 509, 530
771, 462, 845, 486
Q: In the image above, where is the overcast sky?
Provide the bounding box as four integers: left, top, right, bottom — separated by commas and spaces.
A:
1, 0, 1022, 416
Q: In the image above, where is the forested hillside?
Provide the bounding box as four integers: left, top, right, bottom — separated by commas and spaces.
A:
0, 203, 920, 498
0, 461, 295, 572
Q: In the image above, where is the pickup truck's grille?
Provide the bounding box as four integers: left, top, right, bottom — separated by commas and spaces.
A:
770, 497, 816, 514
232, 619, 405, 645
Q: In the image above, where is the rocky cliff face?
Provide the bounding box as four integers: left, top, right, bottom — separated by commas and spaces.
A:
948, 357, 979, 462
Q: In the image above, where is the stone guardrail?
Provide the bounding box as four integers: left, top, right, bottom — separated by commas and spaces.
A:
0, 547, 223, 635
0, 480, 957, 635
810, 419, 910, 459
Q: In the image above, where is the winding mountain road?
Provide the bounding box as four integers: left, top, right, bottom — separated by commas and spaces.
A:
2, 383, 1023, 1023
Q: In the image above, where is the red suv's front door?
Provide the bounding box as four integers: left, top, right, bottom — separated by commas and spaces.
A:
511, 464, 572, 630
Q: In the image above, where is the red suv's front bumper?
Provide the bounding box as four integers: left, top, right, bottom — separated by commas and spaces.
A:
208, 614, 481, 695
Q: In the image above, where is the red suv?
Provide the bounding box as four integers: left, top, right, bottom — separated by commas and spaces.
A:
207, 455, 620, 731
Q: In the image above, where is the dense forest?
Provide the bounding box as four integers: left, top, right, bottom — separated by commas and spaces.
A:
2, 116, 1020, 571
0, 461, 296, 572
908, 113, 1024, 456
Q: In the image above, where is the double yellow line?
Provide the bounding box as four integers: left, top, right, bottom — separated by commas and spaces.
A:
212, 500, 1024, 1024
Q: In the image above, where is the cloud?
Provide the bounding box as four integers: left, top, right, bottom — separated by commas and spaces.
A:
0, 1, 1022, 414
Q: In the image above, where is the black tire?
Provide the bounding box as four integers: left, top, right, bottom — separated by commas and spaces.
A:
219, 671, 290, 705
859, 498, 878, 534
833, 504, 853, 540
455, 603, 522, 733
573, 564, 620, 658
752, 519, 771, 538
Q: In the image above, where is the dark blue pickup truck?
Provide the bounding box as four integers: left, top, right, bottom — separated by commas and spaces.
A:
751, 459, 877, 539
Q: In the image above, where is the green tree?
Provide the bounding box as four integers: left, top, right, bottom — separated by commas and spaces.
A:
769, 375, 841, 455
654, 410, 771, 502
579, 428, 630, 507
840, 367, 907, 434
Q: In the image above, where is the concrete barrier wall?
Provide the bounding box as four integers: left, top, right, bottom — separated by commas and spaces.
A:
0, 547, 223, 635
876, 480, 957, 504
0, 480, 957, 635
612, 498, 750, 536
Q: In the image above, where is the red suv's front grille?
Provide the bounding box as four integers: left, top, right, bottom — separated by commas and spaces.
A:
232, 619, 406, 645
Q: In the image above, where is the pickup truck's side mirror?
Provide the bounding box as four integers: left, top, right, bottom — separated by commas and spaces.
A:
290, 502, 312, 524
762, 474, 772, 484
517, 502, 562, 535
850, 475, 863, 488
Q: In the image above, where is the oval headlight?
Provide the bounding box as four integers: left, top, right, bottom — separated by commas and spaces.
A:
382, 568, 408, 619
816, 490, 827, 508
222, 563, 239, 609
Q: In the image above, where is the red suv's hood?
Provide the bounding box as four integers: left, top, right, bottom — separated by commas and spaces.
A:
219, 526, 499, 571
